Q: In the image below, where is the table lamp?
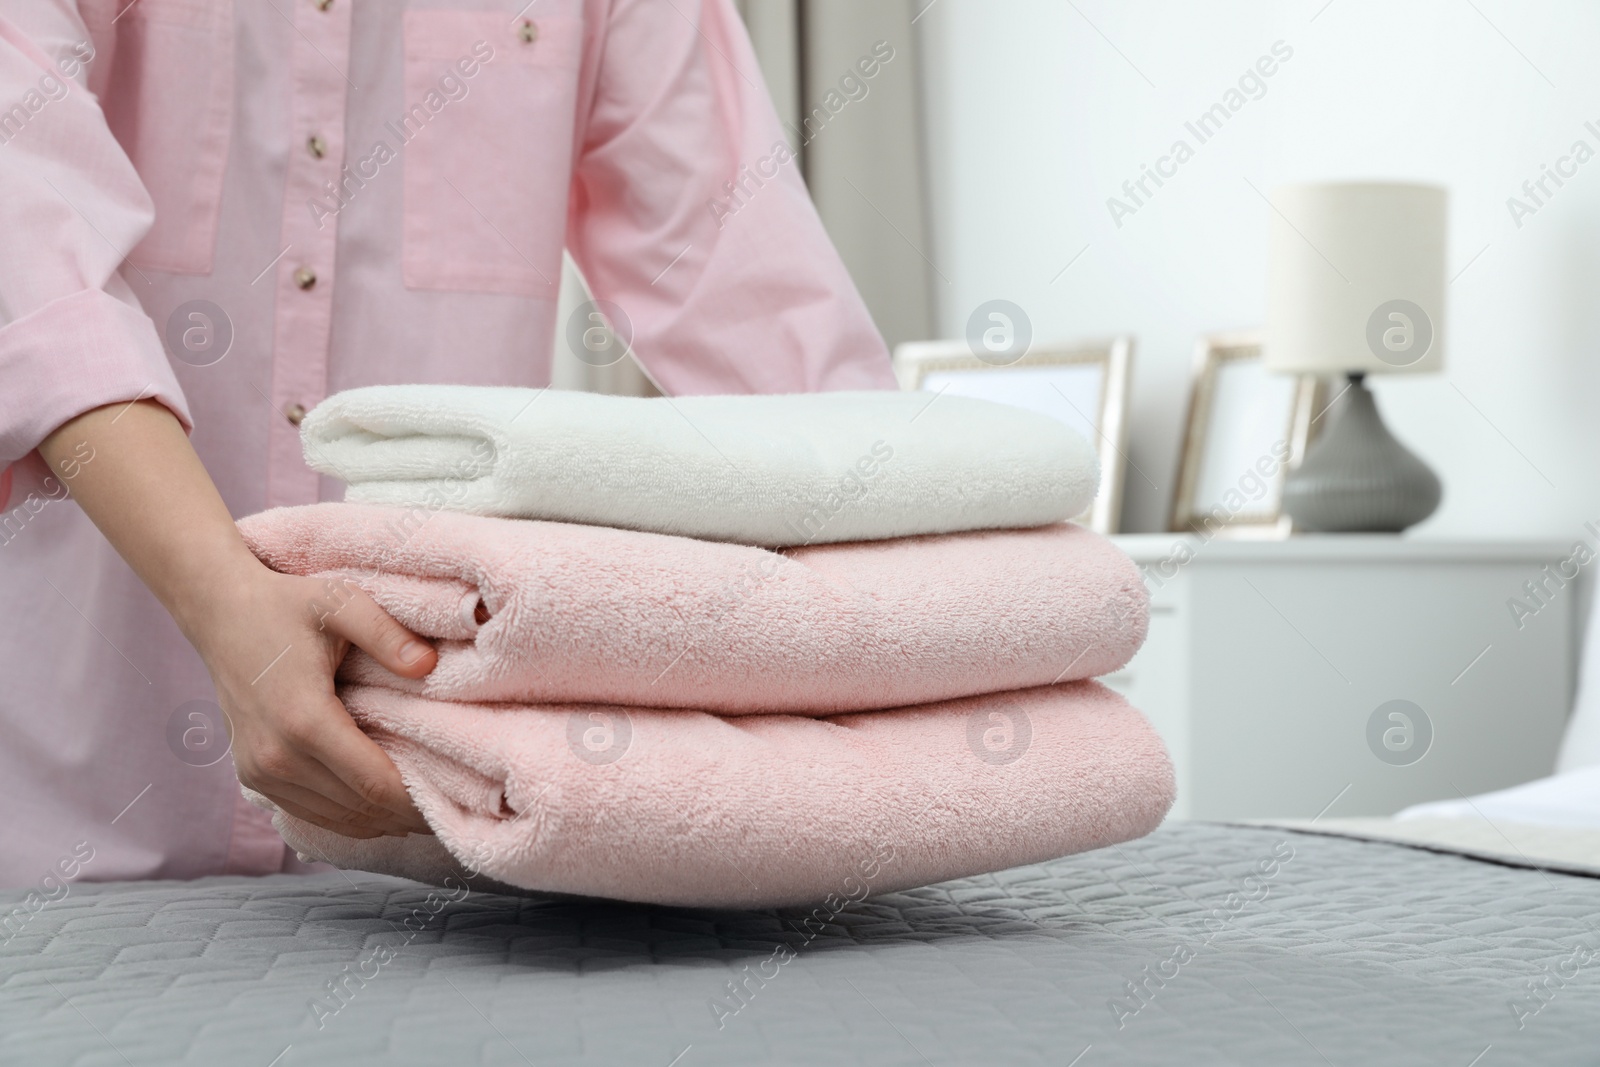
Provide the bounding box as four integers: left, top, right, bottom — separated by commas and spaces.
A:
1264, 181, 1445, 533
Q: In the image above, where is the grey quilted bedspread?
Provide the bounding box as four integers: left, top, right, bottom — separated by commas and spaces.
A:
2, 823, 1598, 1066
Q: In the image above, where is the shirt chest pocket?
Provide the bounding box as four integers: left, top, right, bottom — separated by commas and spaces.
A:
92, 0, 234, 275
400, 10, 581, 298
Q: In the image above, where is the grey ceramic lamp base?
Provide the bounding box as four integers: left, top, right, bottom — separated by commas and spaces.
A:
1282, 374, 1441, 533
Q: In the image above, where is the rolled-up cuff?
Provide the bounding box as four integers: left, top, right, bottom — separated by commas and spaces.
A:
0, 287, 192, 466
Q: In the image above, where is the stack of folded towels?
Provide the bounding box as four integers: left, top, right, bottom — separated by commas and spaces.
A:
236, 385, 1174, 908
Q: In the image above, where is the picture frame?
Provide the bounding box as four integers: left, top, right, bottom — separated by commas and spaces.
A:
892, 336, 1134, 534
1169, 330, 1325, 537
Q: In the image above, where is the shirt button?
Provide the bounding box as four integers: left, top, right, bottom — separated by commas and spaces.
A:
518, 19, 538, 43
307, 134, 327, 159
294, 267, 317, 290
315, 0, 333, 10
285, 403, 307, 426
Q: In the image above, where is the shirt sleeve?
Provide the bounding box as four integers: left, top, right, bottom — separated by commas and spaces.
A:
0, 1, 191, 471
565, 0, 898, 396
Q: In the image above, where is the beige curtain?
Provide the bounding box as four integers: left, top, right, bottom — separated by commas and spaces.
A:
553, 0, 934, 396
787, 0, 935, 353
736, 0, 803, 150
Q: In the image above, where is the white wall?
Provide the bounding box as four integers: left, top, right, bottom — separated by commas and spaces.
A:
916, 0, 1600, 537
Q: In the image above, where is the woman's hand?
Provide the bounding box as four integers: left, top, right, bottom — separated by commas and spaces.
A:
193, 561, 437, 838
40, 398, 434, 839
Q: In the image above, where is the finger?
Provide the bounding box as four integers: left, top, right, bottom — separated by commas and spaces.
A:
257, 732, 422, 832
255, 702, 427, 831
267, 778, 418, 837
238, 751, 413, 834
269, 794, 390, 839
302, 697, 432, 834
322, 585, 437, 680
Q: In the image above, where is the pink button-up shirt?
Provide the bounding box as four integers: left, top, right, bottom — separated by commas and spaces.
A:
0, 0, 893, 885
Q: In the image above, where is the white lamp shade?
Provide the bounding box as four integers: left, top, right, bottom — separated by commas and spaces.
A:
1264, 182, 1446, 375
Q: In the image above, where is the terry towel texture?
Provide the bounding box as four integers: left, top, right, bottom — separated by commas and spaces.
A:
257, 681, 1176, 908
298, 385, 1100, 546
237, 504, 1149, 714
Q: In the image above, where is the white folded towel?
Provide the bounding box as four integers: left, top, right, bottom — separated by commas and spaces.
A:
299, 385, 1098, 546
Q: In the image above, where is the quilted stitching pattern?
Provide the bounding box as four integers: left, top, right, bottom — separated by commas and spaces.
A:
1, 824, 1597, 1066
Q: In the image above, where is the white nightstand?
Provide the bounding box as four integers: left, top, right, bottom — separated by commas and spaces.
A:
1107, 535, 1579, 821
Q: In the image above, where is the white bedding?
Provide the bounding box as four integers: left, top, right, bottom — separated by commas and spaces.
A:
1246, 765, 1600, 877
1397, 763, 1600, 829
1251, 815, 1600, 878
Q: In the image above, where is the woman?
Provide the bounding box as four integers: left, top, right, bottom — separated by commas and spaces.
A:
0, 0, 893, 884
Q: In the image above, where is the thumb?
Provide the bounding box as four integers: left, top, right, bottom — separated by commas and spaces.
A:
322, 584, 437, 679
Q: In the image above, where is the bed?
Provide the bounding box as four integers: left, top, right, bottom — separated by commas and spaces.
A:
2, 822, 1597, 1066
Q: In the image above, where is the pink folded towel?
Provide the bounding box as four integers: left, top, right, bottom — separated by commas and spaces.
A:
256, 681, 1175, 908
237, 504, 1148, 714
